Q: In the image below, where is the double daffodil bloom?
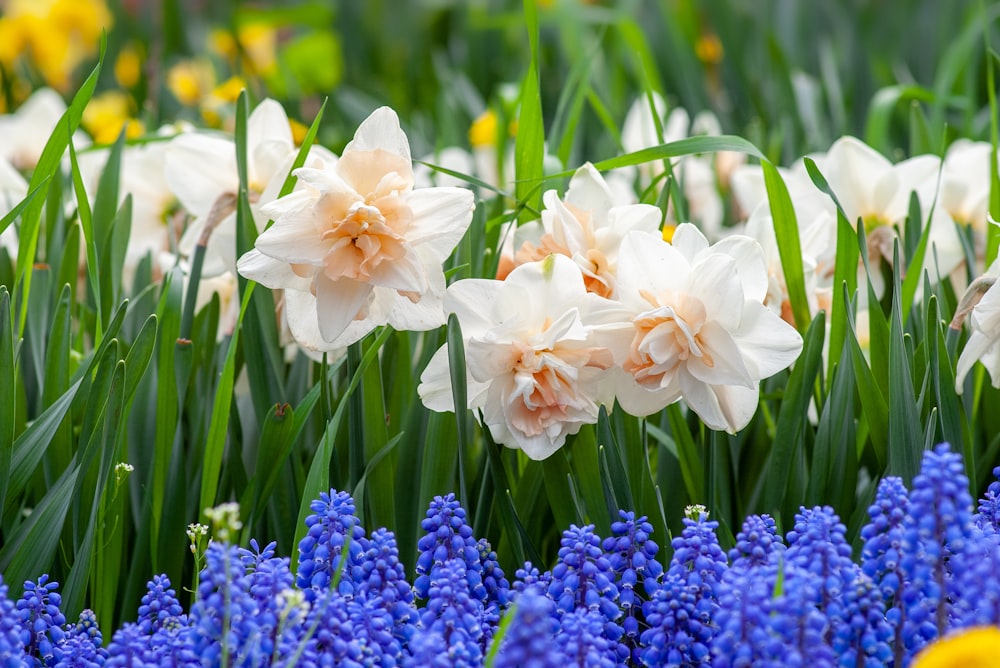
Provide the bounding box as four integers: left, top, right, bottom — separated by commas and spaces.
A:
238, 106, 475, 351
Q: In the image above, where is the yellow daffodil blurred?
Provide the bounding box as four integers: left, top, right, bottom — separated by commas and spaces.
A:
167, 59, 215, 108
114, 43, 143, 89
0, 0, 111, 91
209, 23, 278, 77
82, 91, 144, 145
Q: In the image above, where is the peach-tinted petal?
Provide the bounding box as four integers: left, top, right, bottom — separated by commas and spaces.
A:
315, 273, 375, 342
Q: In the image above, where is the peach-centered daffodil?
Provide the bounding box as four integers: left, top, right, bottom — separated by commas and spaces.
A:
603, 225, 803, 432
237, 106, 476, 351
419, 254, 620, 460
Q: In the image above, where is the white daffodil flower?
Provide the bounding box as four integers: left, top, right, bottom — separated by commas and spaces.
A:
502, 163, 662, 297
418, 254, 620, 460
166, 98, 330, 276
603, 225, 803, 432
810, 136, 964, 295
0, 88, 89, 170
956, 262, 1000, 392
237, 106, 476, 351
616, 92, 740, 238
0, 156, 28, 258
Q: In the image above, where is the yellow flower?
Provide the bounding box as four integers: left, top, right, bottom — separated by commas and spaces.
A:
0, 0, 111, 91
212, 76, 247, 104
912, 627, 1000, 668
208, 23, 277, 76
209, 28, 238, 60
82, 91, 143, 145
167, 59, 215, 107
695, 32, 724, 65
289, 118, 309, 145
661, 223, 677, 243
237, 23, 278, 76
469, 109, 498, 149
115, 43, 142, 89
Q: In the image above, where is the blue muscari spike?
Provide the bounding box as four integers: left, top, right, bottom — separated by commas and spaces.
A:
547, 523, 627, 663
145, 622, 198, 667
729, 514, 785, 572
602, 510, 663, 652
189, 542, 263, 667
639, 512, 726, 666
949, 535, 1000, 627
975, 465, 1000, 537
298, 589, 364, 668
16, 574, 67, 665
403, 628, 480, 668
137, 574, 185, 634
418, 558, 485, 663
476, 538, 510, 609
492, 588, 564, 668
345, 595, 404, 667
52, 609, 109, 667
556, 608, 623, 668
860, 475, 910, 661
0, 577, 26, 666
414, 494, 485, 603
354, 527, 418, 643
830, 574, 893, 667
712, 563, 835, 667
105, 623, 156, 667
860, 476, 909, 600
944, 464, 1000, 628
512, 562, 551, 595
898, 443, 977, 661
51, 630, 107, 668
245, 552, 294, 632
297, 489, 367, 598
785, 506, 863, 649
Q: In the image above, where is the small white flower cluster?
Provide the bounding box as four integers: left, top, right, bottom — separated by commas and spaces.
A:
187, 522, 209, 555
204, 501, 243, 544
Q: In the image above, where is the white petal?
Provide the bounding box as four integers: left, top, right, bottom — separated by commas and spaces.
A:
687, 253, 744, 330
685, 319, 754, 388
251, 212, 328, 263
417, 344, 457, 412
166, 133, 238, 217
384, 285, 446, 332
247, 99, 293, 155
403, 187, 475, 259
956, 331, 996, 392
236, 248, 314, 291
710, 235, 769, 305
605, 203, 662, 238
670, 222, 710, 259
564, 163, 613, 221
679, 369, 759, 433
617, 231, 689, 304
612, 367, 681, 417
315, 274, 375, 342
823, 136, 892, 224
343, 107, 411, 163
732, 300, 804, 377
442, 279, 502, 335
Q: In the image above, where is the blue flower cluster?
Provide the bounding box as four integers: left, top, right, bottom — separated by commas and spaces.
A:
3, 444, 1000, 666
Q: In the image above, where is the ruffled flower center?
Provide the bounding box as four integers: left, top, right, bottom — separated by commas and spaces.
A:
319, 189, 414, 283
506, 340, 613, 437
625, 289, 712, 388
